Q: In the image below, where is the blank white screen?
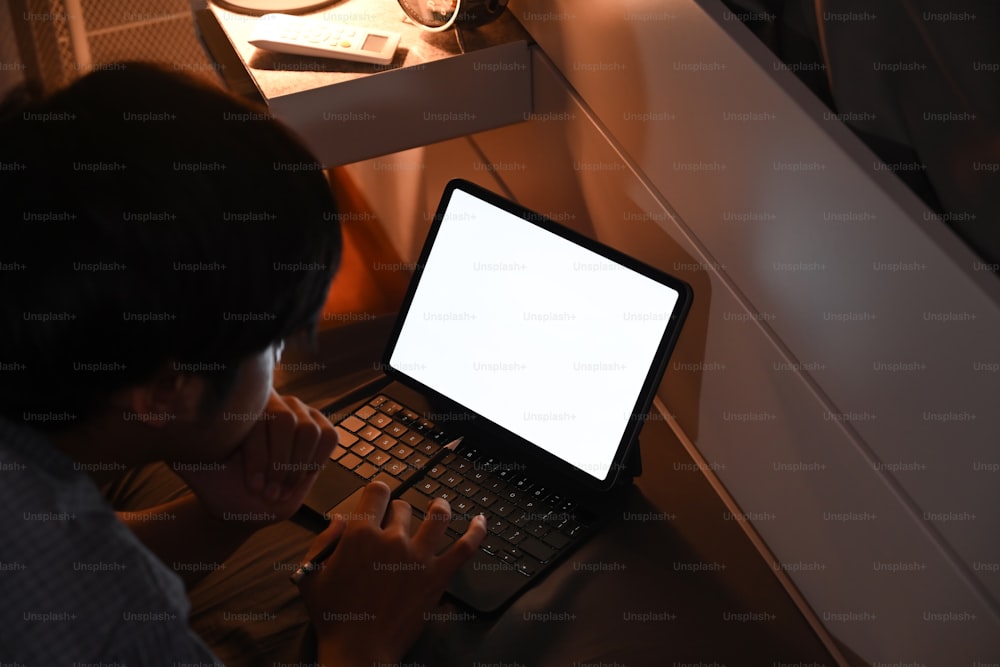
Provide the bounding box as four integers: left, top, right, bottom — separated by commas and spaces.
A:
390, 189, 680, 481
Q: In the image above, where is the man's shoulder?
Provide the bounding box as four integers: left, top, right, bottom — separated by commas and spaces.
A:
0, 419, 199, 664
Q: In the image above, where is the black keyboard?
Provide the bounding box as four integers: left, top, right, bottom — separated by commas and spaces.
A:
328, 394, 593, 578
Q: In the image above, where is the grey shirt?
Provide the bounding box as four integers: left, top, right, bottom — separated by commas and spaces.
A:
0, 417, 223, 666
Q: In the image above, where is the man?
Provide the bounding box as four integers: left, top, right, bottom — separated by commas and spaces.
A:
0, 62, 485, 665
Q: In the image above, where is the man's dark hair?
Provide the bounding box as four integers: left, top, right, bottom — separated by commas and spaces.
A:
0, 62, 341, 429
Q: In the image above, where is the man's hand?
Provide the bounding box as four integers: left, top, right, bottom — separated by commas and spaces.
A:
174, 389, 337, 525
296, 481, 487, 666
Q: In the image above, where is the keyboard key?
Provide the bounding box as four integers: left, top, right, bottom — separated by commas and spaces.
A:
369, 395, 388, 408
370, 413, 391, 429
441, 473, 463, 488
409, 454, 428, 469
404, 432, 426, 447
355, 462, 378, 479
491, 502, 516, 517
340, 416, 366, 433
334, 426, 359, 448
488, 518, 508, 535
503, 545, 524, 559
525, 521, 549, 538
358, 426, 381, 442
386, 422, 408, 437
499, 551, 520, 565
417, 440, 438, 455
401, 409, 420, 423
374, 435, 397, 451
458, 482, 480, 498
339, 452, 362, 470
355, 405, 376, 420
453, 498, 474, 513
367, 450, 390, 466
516, 555, 541, 577
519, 498, 542, 514
350, 441, 375, 457
474, 491, 498, 508
418, 479, 440, 495
453, 459, 472, 474
437, 488, 459, 502
328, 445, 348, 461
391, 444, 414, 460
427, 465, 445, 479
417, 418, 435, 431
382, 402, 403, 415
520, 536, 556, 563
384, 458, 407, 476
500, 527, 526, 545
480, 535, 505, 555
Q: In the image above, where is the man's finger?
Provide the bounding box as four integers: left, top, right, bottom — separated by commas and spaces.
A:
264, 396, 297, 499
411, 497, 452, 554
280, 396, 321, 498
382, 499, 412, 536
353, 481, 392, 527
434, 514, 487, 576
308, 407, 338, 461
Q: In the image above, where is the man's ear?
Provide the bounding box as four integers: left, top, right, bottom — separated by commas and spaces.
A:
124, 364, 207, 428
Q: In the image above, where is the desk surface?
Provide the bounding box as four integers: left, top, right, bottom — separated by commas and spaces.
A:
207, 0, 531, 98
199, 0, 532, 165
272, 316, 844, 666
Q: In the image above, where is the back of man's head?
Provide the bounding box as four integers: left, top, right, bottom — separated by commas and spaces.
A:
0, 62, 341, 429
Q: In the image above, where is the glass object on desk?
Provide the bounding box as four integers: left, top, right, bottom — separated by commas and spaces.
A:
395, 0, 509, 31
